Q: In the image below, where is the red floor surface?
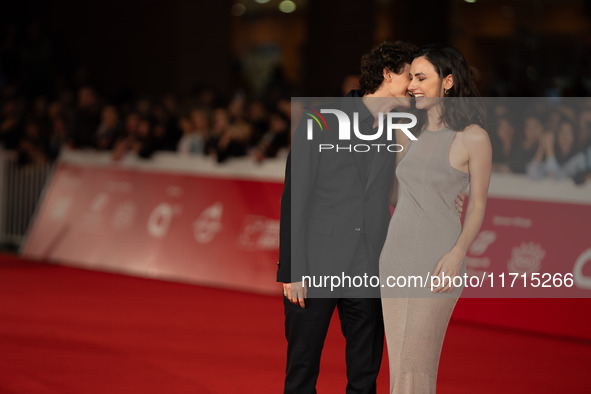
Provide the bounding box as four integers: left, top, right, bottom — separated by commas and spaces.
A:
1, 255, 590, 393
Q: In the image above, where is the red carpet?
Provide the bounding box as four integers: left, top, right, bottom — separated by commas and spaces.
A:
0, 254, 590, 393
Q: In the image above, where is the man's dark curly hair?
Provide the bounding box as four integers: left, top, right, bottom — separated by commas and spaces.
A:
358, 41, 417, 95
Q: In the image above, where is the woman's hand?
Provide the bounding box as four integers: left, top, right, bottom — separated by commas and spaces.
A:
432, 247, 465, 293
454, 193, 465, 215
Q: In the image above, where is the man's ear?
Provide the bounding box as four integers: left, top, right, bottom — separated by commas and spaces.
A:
383, 68, 392, 82
443, 74, 454, 90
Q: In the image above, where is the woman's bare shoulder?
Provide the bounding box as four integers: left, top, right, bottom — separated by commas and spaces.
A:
461, 124, 490, 146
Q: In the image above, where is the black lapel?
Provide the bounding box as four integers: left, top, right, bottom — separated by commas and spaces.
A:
365, 115, 395, 193
342, 94, 369, 187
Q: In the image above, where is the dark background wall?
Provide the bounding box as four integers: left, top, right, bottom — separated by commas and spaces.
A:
302, 0, 376, 96
3, 0, 233, 97
2, 0, 591, 98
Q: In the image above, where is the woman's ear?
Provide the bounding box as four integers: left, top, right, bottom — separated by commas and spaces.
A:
443, 74, 454, 90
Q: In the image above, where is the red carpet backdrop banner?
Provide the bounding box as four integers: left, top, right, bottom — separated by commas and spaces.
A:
22, 154, 284, 294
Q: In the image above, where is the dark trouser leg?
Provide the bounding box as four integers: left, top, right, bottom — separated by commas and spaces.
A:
283, 297, 338, 394
337, 297, 384, 394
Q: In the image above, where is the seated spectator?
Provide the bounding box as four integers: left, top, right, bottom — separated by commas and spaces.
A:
490, 116, 515, 173
573, 106, 591, 184
113, 112, 154, 161
18, 118, 48, 165
204, 107, 229, 157
247, 101, 269, 148
161, 94, 182, 150
152, 102, 180, 151
578, 106, 591, 149
70, 86, 99, 148
252, 111, 289, 162
130, 117, 156, 158
509, 114, 543, 174
276, 97, 292, 120
177, 109, 209, 155
95, 105, 121, 150
527, 117, 587, 181
149, 122, 171, 154
216, 120, 252, 163
203, 101, 252, 163
228, 94, 246, 123
47, 114, 68, 161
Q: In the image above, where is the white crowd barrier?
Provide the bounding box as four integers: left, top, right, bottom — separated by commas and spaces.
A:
0, 149, 54, 247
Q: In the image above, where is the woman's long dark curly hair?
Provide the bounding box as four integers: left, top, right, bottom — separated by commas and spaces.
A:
414, 43, 485, 131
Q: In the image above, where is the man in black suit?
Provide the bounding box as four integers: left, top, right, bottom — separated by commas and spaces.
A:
277, 42, 418, 394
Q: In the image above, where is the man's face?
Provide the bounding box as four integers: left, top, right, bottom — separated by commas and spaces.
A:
385, 63, 411, 98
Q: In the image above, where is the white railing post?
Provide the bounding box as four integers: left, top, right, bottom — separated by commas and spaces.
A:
0, 149, 54, 248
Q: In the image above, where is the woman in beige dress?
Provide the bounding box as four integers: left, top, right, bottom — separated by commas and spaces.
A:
380, 44, 492, 393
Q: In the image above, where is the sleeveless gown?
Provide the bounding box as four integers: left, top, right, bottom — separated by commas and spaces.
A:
379, 128, 470, 393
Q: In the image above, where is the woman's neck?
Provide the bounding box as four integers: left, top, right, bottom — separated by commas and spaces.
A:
425, 105, 445, 131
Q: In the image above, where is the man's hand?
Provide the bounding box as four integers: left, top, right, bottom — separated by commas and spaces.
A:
455, 193, 466, 215
283, 281, 307, 308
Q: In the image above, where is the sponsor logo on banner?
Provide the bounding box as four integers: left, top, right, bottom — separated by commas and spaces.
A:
492, 215, 532, 228
573, 248, 591, 289
193, 202, 223, 243
238, 215, 279, 250
469, 230, 497, 255
148, 203, 180, 238
90, 193, 109, 213
51, 197, 71, 220
81, 192, 110, 233
508, 242, 546, 274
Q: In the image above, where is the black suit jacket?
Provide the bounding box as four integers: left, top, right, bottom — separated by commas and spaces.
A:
277, 91, 397, 286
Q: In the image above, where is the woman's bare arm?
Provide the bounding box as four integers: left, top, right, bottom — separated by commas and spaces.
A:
433, 124, 492, 293
453, 124, 492, 253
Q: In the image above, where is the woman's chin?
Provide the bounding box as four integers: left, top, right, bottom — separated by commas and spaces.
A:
415, 97, 439, 110
414, 98, 428, 110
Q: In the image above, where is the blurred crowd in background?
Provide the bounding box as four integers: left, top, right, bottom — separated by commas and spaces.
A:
487, 100, 591, 184
0, 85, 292, 165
